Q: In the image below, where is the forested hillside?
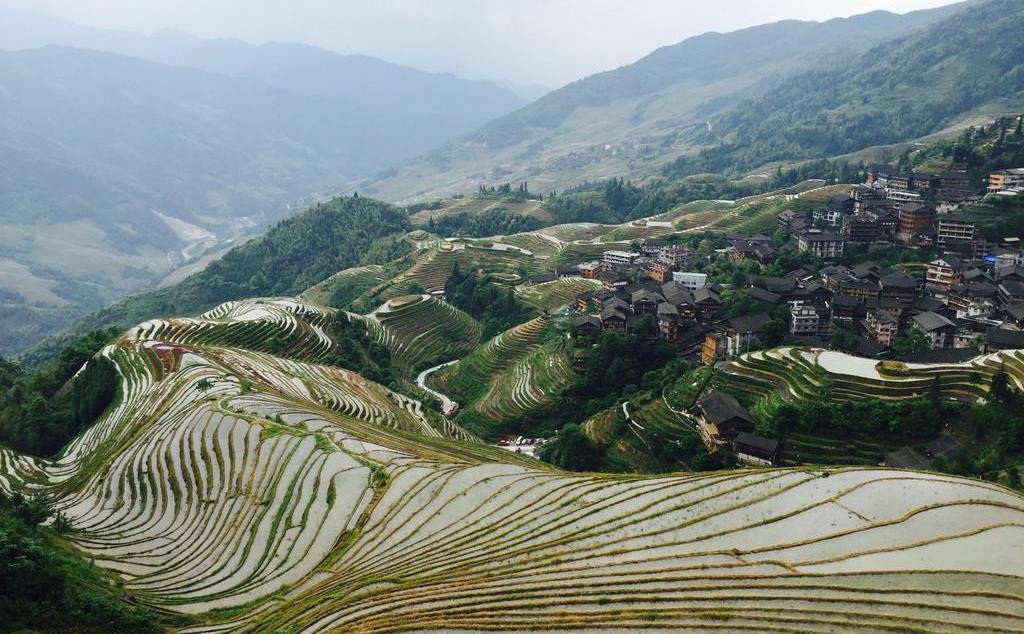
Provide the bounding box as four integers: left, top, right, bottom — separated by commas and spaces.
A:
675, 0, 1024, 177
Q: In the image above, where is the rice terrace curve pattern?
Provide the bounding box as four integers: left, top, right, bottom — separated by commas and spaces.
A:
1, 297, 1023, 632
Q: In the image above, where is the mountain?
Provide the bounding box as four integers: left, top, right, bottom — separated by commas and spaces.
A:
362, 3, 969, 202
0, 12, 524, 143
672, 0, 1024, 177
0, 21, 524, 357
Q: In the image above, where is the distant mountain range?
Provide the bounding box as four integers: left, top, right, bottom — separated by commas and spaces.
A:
0, 14, 526, 356
362, 2, 978, 202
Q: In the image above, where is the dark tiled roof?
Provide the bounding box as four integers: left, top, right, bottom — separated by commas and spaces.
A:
698, 391, 754, 427
746, 286, 782, 304
986, 326, 1024, 348
728, 313, 772, 334
912, 311, 955, 332
734, 432, 779, 455
880, 271, 919, 288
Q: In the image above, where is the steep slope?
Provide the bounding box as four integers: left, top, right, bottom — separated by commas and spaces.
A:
0, 306, 1021, 631
0, 37, 523, 356
363, 3, 966, 202
684, 0, 1024, 177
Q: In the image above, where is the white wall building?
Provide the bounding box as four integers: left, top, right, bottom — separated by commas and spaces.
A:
603, 250, 640, 267
671, 271, 708, 291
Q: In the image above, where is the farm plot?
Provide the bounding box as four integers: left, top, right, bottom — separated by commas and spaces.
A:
234, 466, 1024, 634
126, 298, 337, 363
462, 339, 577, 435
722, 347, 1021, 404
0, 316, 1020, 632
364, 295, 481, 373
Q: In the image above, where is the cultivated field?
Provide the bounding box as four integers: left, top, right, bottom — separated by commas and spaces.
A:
0, 300, 1022, 632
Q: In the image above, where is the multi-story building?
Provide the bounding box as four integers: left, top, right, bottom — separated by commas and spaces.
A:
578, 261, 603, 279
843, 214, 883, 242
912, 311, 956, 349
789, 304, 819, 337
989, 168, 1024, 193
864, 309, 898, 347
797, 232, 845, 259
897, 203, 936, 240
937, 214, 976, 247
672, 271, 708, 291
879, 271, 920, 308
926, 256, 963, 290
657, 244, 691, 268
646, 262, 671, 283
701, 333, 726, 365
602, 250, 640, 267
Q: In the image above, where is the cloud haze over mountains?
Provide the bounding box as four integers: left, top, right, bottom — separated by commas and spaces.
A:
1, 0, 962, 87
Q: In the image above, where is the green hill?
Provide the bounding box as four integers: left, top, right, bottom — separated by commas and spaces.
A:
677, 0, 1024, 177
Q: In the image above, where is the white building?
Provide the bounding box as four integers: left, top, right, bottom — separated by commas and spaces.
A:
789, 303, 820, 336
603, 250, 640, 267
671, 271, 708, 291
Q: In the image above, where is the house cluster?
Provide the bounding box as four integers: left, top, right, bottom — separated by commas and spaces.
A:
566, 161, 1024, 359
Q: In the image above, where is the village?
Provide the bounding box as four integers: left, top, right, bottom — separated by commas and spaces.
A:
555, 165, 1024, 465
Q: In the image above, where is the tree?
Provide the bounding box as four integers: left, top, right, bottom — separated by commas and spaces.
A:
892, 328, 931, 357
539, 423, 604, 471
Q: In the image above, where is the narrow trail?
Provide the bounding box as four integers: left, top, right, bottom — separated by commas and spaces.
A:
416, 360, 459, 416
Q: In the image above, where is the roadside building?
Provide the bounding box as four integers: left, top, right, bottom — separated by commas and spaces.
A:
672, 271, 708, 291
726, 314, 772, 356
864, 309, 898, 347
647, 261, 673, 283
989, 168, 1024, 193
985, 326, 1024, 352
578, 261, 603, 279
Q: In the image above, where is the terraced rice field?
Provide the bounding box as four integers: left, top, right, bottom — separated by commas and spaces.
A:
515, 277, 603, 312
548, 240, 633, 270
467, 339, 576, 430
434, 317, 577, 434
299, 265, 388, 308
721, 346, 1023, 404
126, 298, 338, 363
393, 246, 458, 294
2, 300, 1023, 631
363, 295, 481, 372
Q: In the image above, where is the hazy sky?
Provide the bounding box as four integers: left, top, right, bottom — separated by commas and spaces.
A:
0, 0, 962, 87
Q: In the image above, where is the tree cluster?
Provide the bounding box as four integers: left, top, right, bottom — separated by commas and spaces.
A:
0, 329, 120, 456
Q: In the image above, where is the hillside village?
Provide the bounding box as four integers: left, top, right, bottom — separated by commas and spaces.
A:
554, 150, 1024, 463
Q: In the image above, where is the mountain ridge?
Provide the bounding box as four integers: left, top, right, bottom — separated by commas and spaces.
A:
361, 2, 971, 203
